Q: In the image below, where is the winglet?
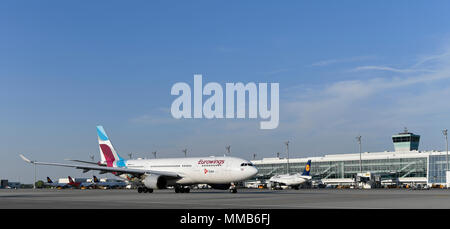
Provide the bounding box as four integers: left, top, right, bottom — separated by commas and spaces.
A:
19, 154, 33, 164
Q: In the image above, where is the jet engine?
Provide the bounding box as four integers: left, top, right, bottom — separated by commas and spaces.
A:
143, 174, 167, 189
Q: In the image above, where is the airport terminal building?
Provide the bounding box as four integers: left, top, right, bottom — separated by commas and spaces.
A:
251, 130, 449, 186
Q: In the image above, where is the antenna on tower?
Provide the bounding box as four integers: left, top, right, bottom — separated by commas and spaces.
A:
182, 149, 187, 157
152, 151, 157, 159
226, 145, 231, 154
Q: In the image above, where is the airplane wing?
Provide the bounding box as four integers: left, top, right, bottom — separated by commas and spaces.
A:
64, 159, 107, 166
19, 154, 181, 178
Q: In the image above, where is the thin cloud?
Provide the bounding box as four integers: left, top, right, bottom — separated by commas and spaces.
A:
282, 48, 450, 137
311, 56, 375, 67
351, 65, 434, 73
351, 52, 448, 74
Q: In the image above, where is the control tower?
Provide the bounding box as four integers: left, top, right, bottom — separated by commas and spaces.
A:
392, 127, 420, 152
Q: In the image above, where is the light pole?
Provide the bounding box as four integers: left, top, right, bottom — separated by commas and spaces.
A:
183, 149, 187, 157
285, 141, 290, 174
33, 163, 36, 189
90, 155, 95, 177
152, 151, 157, 159
128, 153, 132, 159
356, 135, 362, 173
443, 129, 448, 172
253, 153, 257, 160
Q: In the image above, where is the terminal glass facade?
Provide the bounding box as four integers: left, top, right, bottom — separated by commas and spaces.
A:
428, 155, 449, 184
255, 157, 428, 180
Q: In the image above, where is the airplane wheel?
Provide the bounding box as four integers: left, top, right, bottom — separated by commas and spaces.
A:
147, 189, 153, 193
230, 189, 237, 193
137, 187, 143, 193
143, 188, 149, 193
175, 186, 190, 193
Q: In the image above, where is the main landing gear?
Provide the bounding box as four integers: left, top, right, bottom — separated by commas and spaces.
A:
137, 187, 153, 193
175, 186, 190, 193
229, 183, 238, 193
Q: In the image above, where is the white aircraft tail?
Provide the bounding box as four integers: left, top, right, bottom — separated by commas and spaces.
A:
96, 126, 125, 167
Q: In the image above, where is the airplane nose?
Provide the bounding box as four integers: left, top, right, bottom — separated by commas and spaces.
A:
250, 167, 258, 177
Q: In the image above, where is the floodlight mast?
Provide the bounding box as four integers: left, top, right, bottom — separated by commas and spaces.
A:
33, 163, 36, 190
90, 155, 95, 177
443, 129, 448, 172
356, 135, 362, 173
285, 141, 290, 175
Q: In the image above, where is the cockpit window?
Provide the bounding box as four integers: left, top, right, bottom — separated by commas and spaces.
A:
240, 163, 254, 166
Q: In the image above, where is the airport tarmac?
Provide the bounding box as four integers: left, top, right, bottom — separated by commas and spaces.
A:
1, 188, 450, 209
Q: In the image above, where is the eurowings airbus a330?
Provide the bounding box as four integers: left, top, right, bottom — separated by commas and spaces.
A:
20, 126, 258, 193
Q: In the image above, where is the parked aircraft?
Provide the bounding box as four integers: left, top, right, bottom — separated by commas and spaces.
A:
20, 126, 258, 193
268, 160, 312, 190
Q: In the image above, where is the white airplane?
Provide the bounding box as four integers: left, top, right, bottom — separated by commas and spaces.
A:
268, 160, 312, 190
20, 126, 258, 193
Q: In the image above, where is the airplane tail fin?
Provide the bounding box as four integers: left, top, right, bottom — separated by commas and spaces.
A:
97, 126, 125, 168
68, 176, 74, 184
93, 176, 99, 183
301, 160, 311, 176
47, 177, 53, 183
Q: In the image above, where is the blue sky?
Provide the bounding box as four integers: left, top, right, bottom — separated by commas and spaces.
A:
2, 1, 450, 182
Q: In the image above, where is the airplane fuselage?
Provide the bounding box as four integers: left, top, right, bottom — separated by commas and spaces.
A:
269, 173, 311, 186
121, 156, 257, 185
